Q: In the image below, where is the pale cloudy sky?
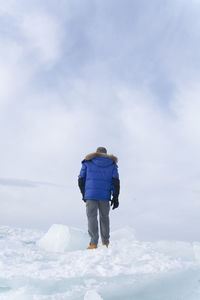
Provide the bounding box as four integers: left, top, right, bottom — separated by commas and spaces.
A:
0, 0, 200, 241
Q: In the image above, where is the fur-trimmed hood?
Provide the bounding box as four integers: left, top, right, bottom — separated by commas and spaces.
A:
85, 152, 118, 164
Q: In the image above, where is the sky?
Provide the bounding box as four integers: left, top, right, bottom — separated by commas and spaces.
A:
0, 0, 200, 241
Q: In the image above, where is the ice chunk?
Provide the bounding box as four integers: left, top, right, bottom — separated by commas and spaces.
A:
111, 226, 136, 241
37, 224, 88, 252
37, 224, 70, 253
84, 290, 103, 300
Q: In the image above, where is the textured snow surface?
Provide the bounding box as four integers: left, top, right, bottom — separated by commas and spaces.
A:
0, 224, 200, 300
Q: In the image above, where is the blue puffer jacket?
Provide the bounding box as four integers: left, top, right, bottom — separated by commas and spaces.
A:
78, 152, 119, 201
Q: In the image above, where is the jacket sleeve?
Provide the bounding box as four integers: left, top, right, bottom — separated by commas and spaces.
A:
112, 178, 120, 197
78, 162, 87, 178
112, 164, 119, 179
78, 178, 85, 195
78, 162, 87, 195
112, 164, 120, 197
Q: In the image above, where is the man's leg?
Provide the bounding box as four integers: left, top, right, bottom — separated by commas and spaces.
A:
86, 200, 99, 245
98, 200, 110, 244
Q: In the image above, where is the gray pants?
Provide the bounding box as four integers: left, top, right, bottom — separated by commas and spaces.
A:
86, 200, 110, 245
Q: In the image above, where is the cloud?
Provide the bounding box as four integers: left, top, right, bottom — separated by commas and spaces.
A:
0, 0, 200, 240
19, 12, 64, 66
0, 178, 63, 188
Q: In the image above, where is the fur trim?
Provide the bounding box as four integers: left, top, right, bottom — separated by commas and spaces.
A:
85, 152, 118, 163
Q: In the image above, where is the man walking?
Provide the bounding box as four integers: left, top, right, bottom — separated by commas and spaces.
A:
78, 147, 120, 249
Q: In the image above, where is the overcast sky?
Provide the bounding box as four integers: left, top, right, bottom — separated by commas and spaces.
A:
0, 0, 200, 241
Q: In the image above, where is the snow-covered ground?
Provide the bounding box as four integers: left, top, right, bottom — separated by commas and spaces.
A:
0, 224, 200, 300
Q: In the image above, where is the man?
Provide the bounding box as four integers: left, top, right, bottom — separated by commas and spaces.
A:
78, 147, 120, 249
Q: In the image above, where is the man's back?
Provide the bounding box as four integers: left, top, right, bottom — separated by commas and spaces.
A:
81, 154, 118, 201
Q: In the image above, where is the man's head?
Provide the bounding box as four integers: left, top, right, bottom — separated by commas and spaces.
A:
96, 146, 107, 154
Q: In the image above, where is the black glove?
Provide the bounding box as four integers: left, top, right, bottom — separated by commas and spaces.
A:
111, 178, 120, 209
111, 195, 119, 210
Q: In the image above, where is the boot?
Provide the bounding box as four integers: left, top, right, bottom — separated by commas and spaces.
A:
102, 241, 110, 248
87, 244, 98, 249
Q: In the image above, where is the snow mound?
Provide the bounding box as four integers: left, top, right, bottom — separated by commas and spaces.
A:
37, 225, 136, 253
37, 224, 88, 252
153, 240, 195, 260
84, 290, 103, 300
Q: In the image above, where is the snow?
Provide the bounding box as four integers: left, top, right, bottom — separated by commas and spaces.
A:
0, 224, 200, 299
84, 290, 103, 300
153, 240, 195, 261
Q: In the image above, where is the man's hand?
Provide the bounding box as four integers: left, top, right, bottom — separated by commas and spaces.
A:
111, 195, 119, 209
